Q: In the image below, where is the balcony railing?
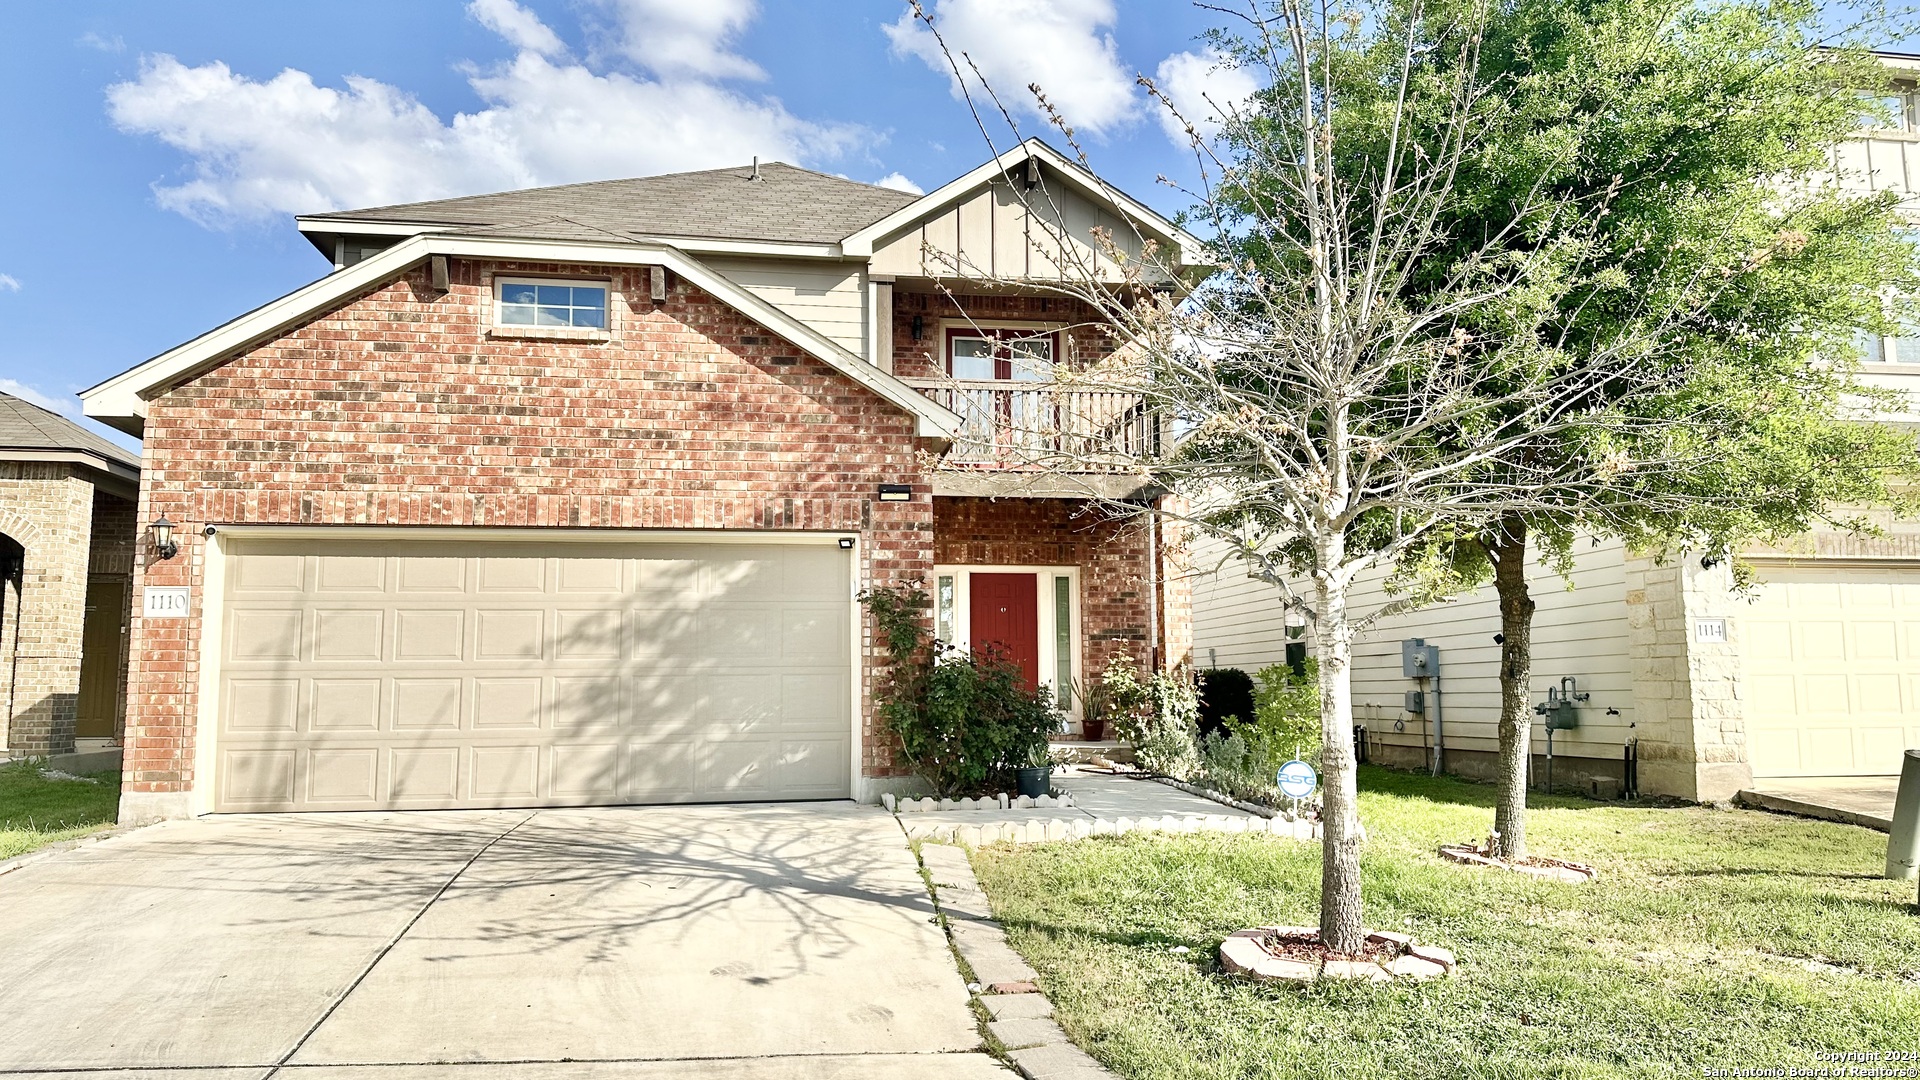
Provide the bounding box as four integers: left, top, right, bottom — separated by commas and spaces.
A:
904, 378, 1159, 470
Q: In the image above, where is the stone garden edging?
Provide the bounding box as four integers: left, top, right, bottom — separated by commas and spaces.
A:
1218, 926, 1457, 984
1438, 843, 1599, 884
882, 792, 1076, 813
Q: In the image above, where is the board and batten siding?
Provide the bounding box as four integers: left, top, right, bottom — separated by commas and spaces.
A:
703, 257, 870, 358
1190, 534, 1639, 760
867, 173, 1145, 283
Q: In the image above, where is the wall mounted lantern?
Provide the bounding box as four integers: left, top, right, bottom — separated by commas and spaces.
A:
150, 517, 179, 560
910, 314, 924, 342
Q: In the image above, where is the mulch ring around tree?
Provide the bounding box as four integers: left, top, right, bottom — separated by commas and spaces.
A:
1218, 926, 1456, 984
1438, 839, 1598, 884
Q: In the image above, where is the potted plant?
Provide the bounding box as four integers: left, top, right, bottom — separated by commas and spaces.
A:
1014, 739, 1052, 798
1072, 675, 1111, 742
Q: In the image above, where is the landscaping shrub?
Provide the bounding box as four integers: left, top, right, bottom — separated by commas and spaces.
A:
1103, 656, 1202, 779
1253, 658, 1322, 766
860, 582, 1065, 797
1196, 667, 1255, 739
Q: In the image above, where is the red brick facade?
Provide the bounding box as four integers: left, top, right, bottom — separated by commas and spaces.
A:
889, 290, 1114, 379
121, 258, 1184, 808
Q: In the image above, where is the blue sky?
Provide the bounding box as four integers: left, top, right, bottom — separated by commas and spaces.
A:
0, 0, 1233, 447
0, 1, 1907, 450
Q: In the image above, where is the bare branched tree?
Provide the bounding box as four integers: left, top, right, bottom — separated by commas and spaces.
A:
899, 0, 1797, 952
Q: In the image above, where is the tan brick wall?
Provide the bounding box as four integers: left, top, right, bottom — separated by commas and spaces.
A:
0, 462, 96, 754
127, 258, 936, 802
1625, 554, 1752, 801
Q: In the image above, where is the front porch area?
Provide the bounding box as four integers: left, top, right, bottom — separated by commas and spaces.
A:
930, 495, 1188, 739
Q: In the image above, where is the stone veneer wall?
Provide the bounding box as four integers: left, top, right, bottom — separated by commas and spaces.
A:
0, 462, 97, 754
1624, 554, 1751, 802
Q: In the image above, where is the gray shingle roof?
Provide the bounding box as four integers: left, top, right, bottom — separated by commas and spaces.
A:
303, 163, 921, 246
0, 392, 140, 470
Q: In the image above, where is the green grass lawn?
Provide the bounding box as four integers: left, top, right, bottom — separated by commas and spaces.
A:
969, 766, 1920, 1079
0, 760, 120, 861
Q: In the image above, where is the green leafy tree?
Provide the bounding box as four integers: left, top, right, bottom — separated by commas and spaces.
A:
1382, 0, 1920, 860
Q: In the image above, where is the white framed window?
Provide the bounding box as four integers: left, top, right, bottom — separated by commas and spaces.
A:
933, 564, 1081, 718
1860, 85, 1918, 133
495, 277, 610, 329
942, 322, 1062, 382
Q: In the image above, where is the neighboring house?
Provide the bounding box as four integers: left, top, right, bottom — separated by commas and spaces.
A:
1191, 53, 1920, 804
0, 393, 139, 763
81, 139, 1200, 822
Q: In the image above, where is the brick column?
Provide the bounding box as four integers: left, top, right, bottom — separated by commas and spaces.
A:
1624, 552, 1751, 802
0, 463, 95, 756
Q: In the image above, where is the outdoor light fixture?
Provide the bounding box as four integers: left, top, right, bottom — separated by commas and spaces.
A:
910, 314, 924, 342
150, 517, 179, 560
838, 537, 856, 549
877, 484, 912, 502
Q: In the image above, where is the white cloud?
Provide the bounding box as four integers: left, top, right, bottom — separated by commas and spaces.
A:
77, 31, 125, 54
0, 274, 19, 292
588, 0, 764, 81
873, 171, 924, 194
1153, 48, 1260, 146
467, 0, 565, 57
106, 3, 865, 226
0, 379, 75, 415
885, 0, 1138, 137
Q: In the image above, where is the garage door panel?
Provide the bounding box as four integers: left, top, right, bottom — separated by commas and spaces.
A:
396, 610, 465, 661
308, 748, 380, 803
473, 678, 543, 730
226, 679, 299, 733
311, 679, 382, 732
390, 748, 460, 800
397, 557, 465, 592
229, 610, 302, 662
314, 610, 384, 662
1747, 563, 1920, 778
554, 609, 622, 660
393, 679, 463, 731
222, 749, 297, 805
476, 610, 545, 660
316, 555, 385, 592
624, 740, 697, 799
470, 745, 541, 799
214, 538, 852, 811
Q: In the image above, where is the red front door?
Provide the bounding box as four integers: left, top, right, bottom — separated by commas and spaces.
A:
970, 573, 1040, 690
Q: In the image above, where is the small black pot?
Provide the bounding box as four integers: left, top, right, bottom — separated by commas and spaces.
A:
1015, 765, 1052, 798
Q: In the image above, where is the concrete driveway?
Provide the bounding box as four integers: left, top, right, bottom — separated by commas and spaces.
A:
0, 804, 1009, 1079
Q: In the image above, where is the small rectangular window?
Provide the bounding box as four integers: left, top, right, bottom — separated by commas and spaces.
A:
936, 574, 957, 645
496, 279, 609, 329
1053, 575, 1072, 709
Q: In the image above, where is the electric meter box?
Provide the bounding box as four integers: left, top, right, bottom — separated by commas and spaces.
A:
1401, 639, 1439, 678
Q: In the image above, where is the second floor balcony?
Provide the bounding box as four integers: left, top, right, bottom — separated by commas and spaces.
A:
904, 378, 1162, 488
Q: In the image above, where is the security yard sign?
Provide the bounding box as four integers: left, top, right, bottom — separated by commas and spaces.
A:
1276, 759, 1318, 799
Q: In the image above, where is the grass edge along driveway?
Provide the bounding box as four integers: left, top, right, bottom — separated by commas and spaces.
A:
0, 760, 120, 861
969, 765, 1920, 1080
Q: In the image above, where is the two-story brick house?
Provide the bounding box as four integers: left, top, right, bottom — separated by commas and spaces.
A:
81, 139, 1202, 822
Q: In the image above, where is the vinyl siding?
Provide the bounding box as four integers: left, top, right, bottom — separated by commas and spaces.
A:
702, 257, 869, 358
1191, 534, 1637, 759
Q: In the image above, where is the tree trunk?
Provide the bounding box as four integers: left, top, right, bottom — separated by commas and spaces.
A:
1313, 568, 1365, 954
1487, 516, 1536, 862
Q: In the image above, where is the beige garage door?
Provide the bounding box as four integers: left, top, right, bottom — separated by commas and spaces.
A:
1744, 563, 1920, 778
213, 536, 852, 811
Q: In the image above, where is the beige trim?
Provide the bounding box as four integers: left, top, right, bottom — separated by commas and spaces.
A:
0, 448, 140, 483
841, 139, 1209, 266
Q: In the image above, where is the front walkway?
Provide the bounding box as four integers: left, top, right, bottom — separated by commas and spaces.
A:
0, 803, 1009, 1079
1738, 776, 1900, 832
